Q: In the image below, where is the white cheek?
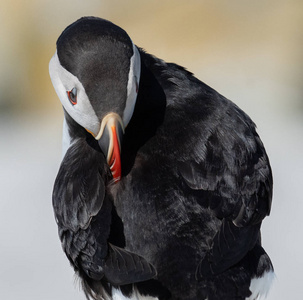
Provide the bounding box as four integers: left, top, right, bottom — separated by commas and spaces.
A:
61, 117, 71, 158
49, 51, 100, 135
122, 43, 141, 127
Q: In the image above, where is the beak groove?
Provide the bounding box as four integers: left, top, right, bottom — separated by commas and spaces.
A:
108, 124, 122, 182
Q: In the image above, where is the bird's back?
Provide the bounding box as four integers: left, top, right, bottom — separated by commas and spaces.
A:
106, 51, 273, 299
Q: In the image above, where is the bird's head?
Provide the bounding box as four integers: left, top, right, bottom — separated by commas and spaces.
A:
49, 17, 141, 182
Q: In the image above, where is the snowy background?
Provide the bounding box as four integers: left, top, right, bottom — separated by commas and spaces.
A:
1, 1, 302, 299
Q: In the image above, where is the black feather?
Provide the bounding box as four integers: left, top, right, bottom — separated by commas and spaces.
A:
53, 118, 156, 299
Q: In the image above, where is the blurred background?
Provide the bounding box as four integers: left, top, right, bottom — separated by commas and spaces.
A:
1, 0, 302, 299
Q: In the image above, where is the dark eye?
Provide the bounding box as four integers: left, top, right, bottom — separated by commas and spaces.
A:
67, 87, 77, 105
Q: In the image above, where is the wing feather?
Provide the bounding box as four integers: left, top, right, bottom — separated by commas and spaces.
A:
178, 101, 273, 277
53, 135, 156, 289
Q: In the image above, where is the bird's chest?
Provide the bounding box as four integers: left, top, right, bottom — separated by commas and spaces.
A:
109, 148, 209, 268
114, 150, 178, 236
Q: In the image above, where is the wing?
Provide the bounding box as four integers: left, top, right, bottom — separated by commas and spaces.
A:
57, 194, 156, 286
53, 138, 106, 232
178, 103, 273, 278
53, 126, 156, 287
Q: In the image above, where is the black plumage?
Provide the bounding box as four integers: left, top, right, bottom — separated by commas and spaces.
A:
51, 17, 273, 300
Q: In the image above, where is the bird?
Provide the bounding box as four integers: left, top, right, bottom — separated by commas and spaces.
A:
49, 16, 274, 300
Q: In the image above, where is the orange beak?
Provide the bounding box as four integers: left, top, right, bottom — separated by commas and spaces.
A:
95, 113, 124, 183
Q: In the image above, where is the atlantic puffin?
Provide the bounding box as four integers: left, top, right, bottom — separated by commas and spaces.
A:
49, 17, 274, 300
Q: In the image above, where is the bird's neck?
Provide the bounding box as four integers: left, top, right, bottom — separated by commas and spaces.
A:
121, 51, 167, 175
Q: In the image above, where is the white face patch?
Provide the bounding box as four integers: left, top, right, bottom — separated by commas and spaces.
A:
61, 116, 72, 158
123, 43, 141, 127
49, 51, 100, 136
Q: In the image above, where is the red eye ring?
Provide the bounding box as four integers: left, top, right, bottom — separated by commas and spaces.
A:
67, 88, 77, 105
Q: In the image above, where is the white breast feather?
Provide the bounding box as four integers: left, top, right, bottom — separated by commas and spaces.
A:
246, 270, 275, 300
